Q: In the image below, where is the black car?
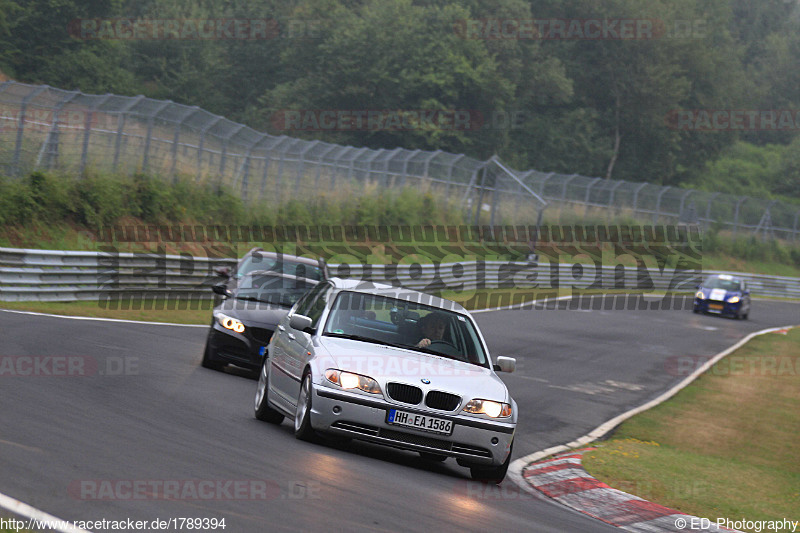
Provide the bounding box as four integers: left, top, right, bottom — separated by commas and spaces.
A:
201, 248, 328, 375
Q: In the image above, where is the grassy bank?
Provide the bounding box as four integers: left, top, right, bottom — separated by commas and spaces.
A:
1, 171, 799, 276
582, 328, 800, 532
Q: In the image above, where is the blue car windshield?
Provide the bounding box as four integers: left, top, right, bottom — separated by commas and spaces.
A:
322, 291, 490, 367
703, 276, 741, 291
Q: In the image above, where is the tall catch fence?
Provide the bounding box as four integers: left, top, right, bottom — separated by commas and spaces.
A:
1, 80, 797, 241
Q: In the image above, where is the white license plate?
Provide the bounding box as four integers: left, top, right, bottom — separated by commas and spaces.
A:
387, 409, 453, 435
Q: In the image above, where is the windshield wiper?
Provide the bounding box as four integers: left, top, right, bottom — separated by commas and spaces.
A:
233, 295, 287, 306
322, 332, 407, 350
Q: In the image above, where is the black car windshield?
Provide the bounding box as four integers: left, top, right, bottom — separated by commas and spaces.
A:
234, 272, 315, 307
237, 253, 323, 282
703, 276, 741, 291
322, 291, 490, 367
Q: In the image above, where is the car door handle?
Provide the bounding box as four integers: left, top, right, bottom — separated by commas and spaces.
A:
277, 325, 286, 332
287, 333, 296, 340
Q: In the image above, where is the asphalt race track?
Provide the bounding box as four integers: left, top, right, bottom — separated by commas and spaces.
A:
1, 296, 797, 532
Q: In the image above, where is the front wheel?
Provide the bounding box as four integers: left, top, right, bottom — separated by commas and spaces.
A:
254, 359, 284, 424
294, 373, 317, 441
469, 442, 512, 484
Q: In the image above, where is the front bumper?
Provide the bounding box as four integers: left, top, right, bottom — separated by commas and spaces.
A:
694, 299, 741, 316
309, 385, 515, 466
206, 323, 274, 370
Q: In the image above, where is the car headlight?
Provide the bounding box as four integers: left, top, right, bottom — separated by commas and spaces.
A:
462, 399, 512, 418
214, 311, 245, 333
727, 296, 740, 303
695, 291, 705, 300
324, 369, 382, 394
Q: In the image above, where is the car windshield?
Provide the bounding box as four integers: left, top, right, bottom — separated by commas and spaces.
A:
234, 272, 315, 308
237, 253, 323, 282
322, 291, 490, 367
703, 276, 741, 291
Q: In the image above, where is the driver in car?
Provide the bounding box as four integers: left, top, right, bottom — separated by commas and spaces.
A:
415, 312, 448, 348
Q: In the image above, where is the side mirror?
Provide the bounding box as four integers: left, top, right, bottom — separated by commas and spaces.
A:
695, 284, 700, 289
289, 314, 313, 332
214, 266, 231, 279
212, 284, 231, 297
493, 356, 516, 373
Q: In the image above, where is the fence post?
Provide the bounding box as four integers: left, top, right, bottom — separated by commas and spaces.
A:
218, 124, 244, 183
79, 94, 111, 176
704, 192, 720, 230
608, 180, 625, 208
142, 100, 171, 175
314, 143, 338, 191
446, 154, 464, 198
259, 136, 290, 200
400, 149, 419, 189
35, 91, 80, 171
195, 116, 223, 182
170, 107, 201, 181
678, 189, 694, 222
631, 182, 648, 217
296, 141, 318, 195
583, 177, 602, 216
732, 197, 746, 237
237, 133, 268, 200
654, 186, 671, 224
11, 85, 48, 177
112, 95, 145, 172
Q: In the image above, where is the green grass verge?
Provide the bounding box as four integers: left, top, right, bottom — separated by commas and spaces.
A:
0, 299, 213, 325
582, 328, 800, 531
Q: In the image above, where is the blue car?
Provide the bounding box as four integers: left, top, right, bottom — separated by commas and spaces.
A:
693, 274, 751, 319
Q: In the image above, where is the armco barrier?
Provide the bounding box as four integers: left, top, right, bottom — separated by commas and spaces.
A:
1, 247, 798, 303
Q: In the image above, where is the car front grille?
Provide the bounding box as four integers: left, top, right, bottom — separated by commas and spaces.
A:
425, 390, 461, 411
249, 327, 274, 345
387, 383, 423, 405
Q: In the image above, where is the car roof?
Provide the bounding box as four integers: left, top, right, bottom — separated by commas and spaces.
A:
708, 273, 742, 282
244, 247, 324, 268
327, 277, 469, 314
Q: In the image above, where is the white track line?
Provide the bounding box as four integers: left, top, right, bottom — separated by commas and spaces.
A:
0, 308, 207, 327
0, 492, 91, 533
508, 323, 799, 490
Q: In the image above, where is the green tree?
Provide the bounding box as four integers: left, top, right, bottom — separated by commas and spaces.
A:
5, 0, 137, 93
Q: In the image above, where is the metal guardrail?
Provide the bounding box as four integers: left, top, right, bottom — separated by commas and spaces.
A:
1, 247, 798, 303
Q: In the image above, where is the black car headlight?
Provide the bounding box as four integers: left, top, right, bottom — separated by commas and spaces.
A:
214, 311, 245, 333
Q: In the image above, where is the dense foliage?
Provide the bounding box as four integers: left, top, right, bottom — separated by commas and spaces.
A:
1, 0, 798, 200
